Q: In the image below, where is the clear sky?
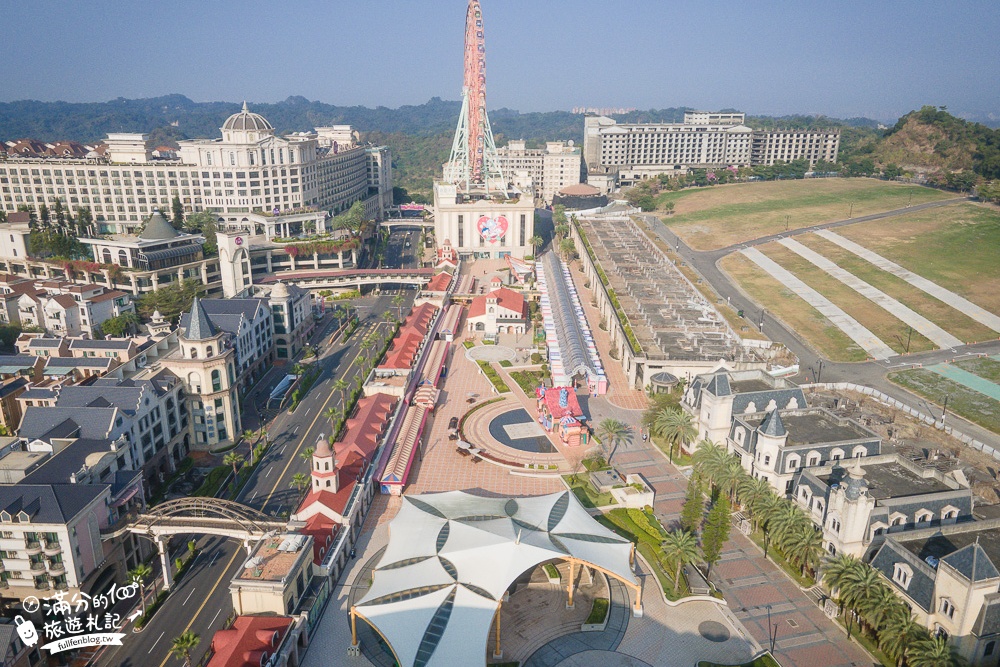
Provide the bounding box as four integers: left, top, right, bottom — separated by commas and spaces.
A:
3, 0, 998, 122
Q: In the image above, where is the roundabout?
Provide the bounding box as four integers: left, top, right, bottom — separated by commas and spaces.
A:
466, 344, 516, 364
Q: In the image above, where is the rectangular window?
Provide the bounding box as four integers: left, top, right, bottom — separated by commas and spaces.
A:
520, 214, 526, 247
457, 215, 464, 247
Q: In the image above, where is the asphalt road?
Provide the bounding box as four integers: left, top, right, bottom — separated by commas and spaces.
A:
640, 206, 1000, 449
96, 229, 418, 667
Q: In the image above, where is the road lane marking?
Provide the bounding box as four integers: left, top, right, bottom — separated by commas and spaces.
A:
149, 631, 165, 653
156, 548, 242, 667
251, 491, 258, 501
259, 326, 380, 512
210, 609, 222, 627
182, 588, 196, 606
211, 553, 220, 566
265, 467, 273, 477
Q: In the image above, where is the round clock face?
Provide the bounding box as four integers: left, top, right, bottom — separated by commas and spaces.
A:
235, 236, 244, 246
476, 215, 509, 243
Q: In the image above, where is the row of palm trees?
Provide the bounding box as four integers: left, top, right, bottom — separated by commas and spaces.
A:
823, 553, 966, 667
127, 564, 200, 665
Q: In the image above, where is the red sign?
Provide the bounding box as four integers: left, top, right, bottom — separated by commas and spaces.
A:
476, 215, 509, 243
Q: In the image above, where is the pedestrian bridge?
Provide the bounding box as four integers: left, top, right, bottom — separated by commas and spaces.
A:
257, 267, 434, 290
381, 218, 433, 231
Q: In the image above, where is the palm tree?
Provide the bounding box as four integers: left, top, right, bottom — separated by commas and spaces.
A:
736, 476, 772, 523
653, 407, 697, 464
291, 472, 310, 493
128, 563, 152, 616
529, 235, 543, 256
392, 294, 406, 321
597, 419, 631, 466
767, 501, 805, 553
859, 582, 902, 636
333, 378, 348, 406
324, 406, 340, 430
383, 309, 395, 325
169, 631, 201, 667
780, 525, 823, 577
714, 457, 745, 502
241, 429, 255, 445
223, 452, 241, 477
692, 439, 728, 490
879, 608, 926, 667
299, 447, 315, 463
838, 561, 882, 638
660, 529, 700, 587
907, 634, 968, 667
821, 553, 859, 613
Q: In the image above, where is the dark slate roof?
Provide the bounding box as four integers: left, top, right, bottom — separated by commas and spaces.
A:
182, 297, 218, 340
138, 211, 180, 240
18, 406, 117, 440
870, 539, 937, 612
941, 543, 1000, 582
760, 409, 786, 437
197, 298, 267, 320
974, 593, 1000, 637
53, 385, 144, 414
28, 337, 63, 348
20, 438, 119, 485
19, 387, 59, 401
0, 376, 27, 399
0, 484, 107, 523
704, 374, 731, 397
110, 468, 142, 497
732, 388, 806, 416
0, 354, 40, 372
68, 339, 132, 350
44, 356, 114, 369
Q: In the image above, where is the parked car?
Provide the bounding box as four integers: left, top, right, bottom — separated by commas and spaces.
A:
448, 416, 459, 430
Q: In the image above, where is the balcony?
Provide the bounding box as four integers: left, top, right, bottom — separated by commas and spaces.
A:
29, 560, 46, 572
48, 561, 66, 576
33, 579, 49, 591
43, 540, 62, 556
0, 579, 8, 589
24, 541, 42, 556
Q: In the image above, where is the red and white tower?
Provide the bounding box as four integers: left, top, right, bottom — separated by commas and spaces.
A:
446, 0, 506, 194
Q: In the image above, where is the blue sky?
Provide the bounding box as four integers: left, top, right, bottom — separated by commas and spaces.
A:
2, 0, 998, 121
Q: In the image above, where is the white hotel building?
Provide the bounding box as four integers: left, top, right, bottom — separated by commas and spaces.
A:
0, 104, 391, 235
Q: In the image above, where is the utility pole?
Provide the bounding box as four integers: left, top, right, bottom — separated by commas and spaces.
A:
759, 309, 765, 332
905, 326, 912, 354
849, 202, 854, 219
941, 394, 950, 425
817, 360, 825, 384
785, 214, 789, 231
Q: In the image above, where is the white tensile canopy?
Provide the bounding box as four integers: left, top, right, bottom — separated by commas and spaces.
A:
353, 490, 638, 667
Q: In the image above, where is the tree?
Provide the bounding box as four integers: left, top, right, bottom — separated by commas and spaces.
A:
879, 608, 926, 667
99, 311, 139, 337
53, 199, 66, 234
558, 238, 577, 260
223, 452, 241, 477
821, 553, 859, 614
137, 279, 204, 319
714, 456, 745, 502
128, 563, 153, 616
242, 429, 256, 444
597, 419, 631, 466
334, 201, 369, 236
838, 560, 882, 638
661, 529, 700, 587
171, 196, 185, 229
529, 235, 543, 256
75, 206, 93, 236
906, 634, 967, 667
324, 407, 341, 430
653, 407, 697, 463
751, 492, 783, 556
169, 631, 201, 667
736, 476, 771, 527
383, 309, 395, 325
701, 496, 731, 577
392, 293, 406, 321
662, 201, 675, 216
300, 447, 315, 463
185, 210, 218, 255
859, 582, 902, 636
291, 472, 310, 493
768, 501, 807, 548
780, 525, 823, 577
333, 378, 349, 406
39, 203, 51, 230
679, 480, 705, 534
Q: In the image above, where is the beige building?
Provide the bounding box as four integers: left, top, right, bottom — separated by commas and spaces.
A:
230, 533, 313, 616
432, 182, 535, 260
496, 140, 581, 203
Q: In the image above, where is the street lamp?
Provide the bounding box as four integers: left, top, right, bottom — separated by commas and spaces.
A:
848, 202, 854, 219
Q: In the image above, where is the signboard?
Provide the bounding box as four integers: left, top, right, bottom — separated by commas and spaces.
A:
476, 215, 509, 243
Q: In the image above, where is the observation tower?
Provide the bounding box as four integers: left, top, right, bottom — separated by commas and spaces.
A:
445, 0, 506, 195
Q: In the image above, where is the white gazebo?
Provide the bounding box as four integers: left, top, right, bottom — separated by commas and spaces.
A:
350, 490, 641, 666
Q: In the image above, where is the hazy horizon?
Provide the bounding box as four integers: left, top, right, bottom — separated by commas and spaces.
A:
3, 0, 998, 123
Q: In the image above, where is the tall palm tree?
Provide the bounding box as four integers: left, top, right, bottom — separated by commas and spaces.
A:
223, 452, 241, 477
693, 439, 728, 490
597, 419, 631, 466
169, 631, 201, 667
529, 235, 543, 257
737, 476, 772, 523
859, 583, 902, 636
653, 407, 697, 464
839, 561, 882, 638
821, 553, 860, 613
880, 608, 926, 667
241, 429, 256, 445
392, 294, 406, 321
660, 529, 701, 587
128, 563, 152, 616
333, 378, 348, 406
299, 447, 315, 463
324, 406, 340, 430
907, 634, 968, 667
767, 501, 806, 552
751, 492, 783, 553
291, 473, 310, 493
780, 525, 824, 577
383, 309, 395, 325
714, 457, 745, 502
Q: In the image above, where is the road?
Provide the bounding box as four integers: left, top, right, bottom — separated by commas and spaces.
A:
640, 205, 1000, 449
95, 229, 419, 667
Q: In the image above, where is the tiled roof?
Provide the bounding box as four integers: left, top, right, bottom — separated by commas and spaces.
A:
468, 287, 526, 319
69, 338, 132, 350
540, 386, 584, 420
0, 484, 107, 524
942, 543, 1000, 582
18, 406, 117, 441
425, 272, 452, 292
21, 438, 120, 485
759, 409, 786, 437
182, 297, 218, 340
207, 615, 294, 667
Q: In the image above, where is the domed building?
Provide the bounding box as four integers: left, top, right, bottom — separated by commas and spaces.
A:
221, 102, 275, 143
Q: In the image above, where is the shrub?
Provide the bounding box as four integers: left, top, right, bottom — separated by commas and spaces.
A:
530, 352, 542, 364
499, 359, 512, 367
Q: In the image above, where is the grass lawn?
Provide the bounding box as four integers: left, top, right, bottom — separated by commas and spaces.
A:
596, 510, 689, 600
563, 474, 616, 508
658, 179, 952, 251
837, 202, 1000, 315
719, 253, 867, 362
889, 369, 1000, 434
509, 370, 547, 395
697, 655, 782, 667
650, 434, 694, 466
757, 243, 936, 354
795, 233, 995, 345
747, 528, 815, 588
477, 360, 511, 393
956, 357, 1000, 384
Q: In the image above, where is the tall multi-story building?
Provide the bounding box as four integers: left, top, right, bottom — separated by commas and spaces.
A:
0, 104, 392, 234
495, 140, 581, 204
583, 112, 841, 190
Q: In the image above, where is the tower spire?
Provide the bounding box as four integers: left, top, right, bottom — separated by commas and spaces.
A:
445, 0, 505, 195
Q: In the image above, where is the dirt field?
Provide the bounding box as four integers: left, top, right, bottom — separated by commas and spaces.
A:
660, 179, 954, 251
836, 202, 1000, 315
719, 252, 868, 362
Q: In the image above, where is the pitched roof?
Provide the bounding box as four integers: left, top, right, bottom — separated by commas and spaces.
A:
942, 543, 1000, 582
0, 484, 107, 523
18, 406, 117, 441
20, 438, 119, 485
207, 615, 294, 667
759, 409, 786, 437
468, 287, 526, 319
138, 211, 180, 240
183, 297, 218, 340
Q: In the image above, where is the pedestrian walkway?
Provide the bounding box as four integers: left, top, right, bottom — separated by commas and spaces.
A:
778, 237, 963, 349
815, 229, 1000, 333
927, 363, 1000, 401
741, 247, 895, 360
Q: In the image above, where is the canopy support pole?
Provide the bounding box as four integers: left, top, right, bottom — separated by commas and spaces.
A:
493, 601, 503, 659
566, 559, 576, 609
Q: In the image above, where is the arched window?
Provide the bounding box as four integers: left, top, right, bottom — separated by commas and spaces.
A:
118, 249, 128, 266
190, 348, 198, 359
102, 248, 112, 264
211, 370, 222, 392
205, 346, 213, 358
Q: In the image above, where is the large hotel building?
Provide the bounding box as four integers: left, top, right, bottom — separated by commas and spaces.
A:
0, 104, 391, 235
584, 111, 840, 191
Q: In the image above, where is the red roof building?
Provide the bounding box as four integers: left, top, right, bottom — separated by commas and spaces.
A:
425, 272, 452, 292
378, 303, 438, 371
207, 615, 294, 667
467, 287, 528, 336
536, 386, 589, 447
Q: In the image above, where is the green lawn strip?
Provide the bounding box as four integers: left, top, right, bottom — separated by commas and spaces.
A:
795, 234, 994, 345
596, 509, 687, 601
697, 654, 782, 667
192, 465, 230, 497
649, 434, 694, 467
543, 563, 560, 579
719, 253, 866, 362
563, 475, 616, 508
463, 340, 475, 349
747, 529, 814, 588
830, 614, 894, 667
758, 244, 935, 354
509, 370, 546, 395
837, 202, 1000, 313
476, 360, 511, 393
956, 357, 1000, 384
585, 597, 610, 625
889, 369, 1000, 434
499, 359, 513, 367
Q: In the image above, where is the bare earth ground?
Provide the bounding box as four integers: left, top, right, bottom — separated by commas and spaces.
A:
835, 201, 1000, 316
660, 179, 953, 251
719, 252, 868, 362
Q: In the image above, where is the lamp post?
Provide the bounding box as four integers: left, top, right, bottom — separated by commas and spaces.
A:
848, 202, 854, 219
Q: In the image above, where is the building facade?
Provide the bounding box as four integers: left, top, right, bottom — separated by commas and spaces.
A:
432, 183, 535, 260
496, 140, 581, 204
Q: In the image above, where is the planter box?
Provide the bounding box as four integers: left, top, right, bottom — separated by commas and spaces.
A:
609, 473, 655, 509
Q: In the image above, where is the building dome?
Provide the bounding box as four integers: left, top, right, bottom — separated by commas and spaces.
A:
222, 102, 274, 133
269, 281, 290, 299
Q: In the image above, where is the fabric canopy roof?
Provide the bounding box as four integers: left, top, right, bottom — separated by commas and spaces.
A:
355, 490, 636, 667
